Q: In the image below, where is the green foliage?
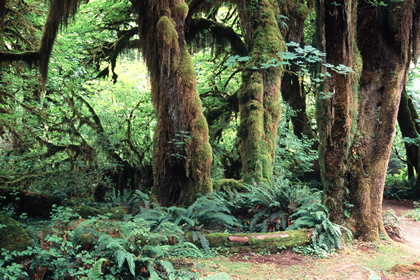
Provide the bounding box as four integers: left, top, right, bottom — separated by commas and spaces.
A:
187, 195, 242, 230
0, 208, 202, 279
211, 178, 321, 233
406, 201, 420, 221
275, 104, 317, 180
384, 169, 413, 200
365, 0, 403, 7
292, 244, 334, 258
287, 203, 351, 251
383, 209, 403, 240
168, 131, 193, 160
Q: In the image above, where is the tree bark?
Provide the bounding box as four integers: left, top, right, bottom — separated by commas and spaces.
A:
316, 0, 358, 224
135, 0, 212, 206
236, 0, 284, 185
317, 0, 418, 240
398, 88, 420, 198
280, 0, 315, 140
349, 0, 416, 240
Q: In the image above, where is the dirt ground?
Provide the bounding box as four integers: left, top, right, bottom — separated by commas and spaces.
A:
199, 199, 420, 280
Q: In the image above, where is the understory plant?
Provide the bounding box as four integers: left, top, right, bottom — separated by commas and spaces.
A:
0, 206, 203, 279
406, 201, 420, 221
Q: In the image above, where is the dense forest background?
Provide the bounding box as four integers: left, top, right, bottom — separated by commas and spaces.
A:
1, 0, 420, 278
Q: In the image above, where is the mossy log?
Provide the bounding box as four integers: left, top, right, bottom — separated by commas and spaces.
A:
188, 230, 311, 254
0, 214, 33, 251
0, 188, 62, 217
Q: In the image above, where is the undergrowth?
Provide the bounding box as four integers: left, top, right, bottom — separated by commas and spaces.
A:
406, 201, 420, 221
0, 179, 350, 278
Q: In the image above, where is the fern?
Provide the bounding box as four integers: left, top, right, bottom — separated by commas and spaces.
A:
287, 203, 352, 250
193, 231, 210, 254
187, 194, 242, 229
88, 258, 107, 279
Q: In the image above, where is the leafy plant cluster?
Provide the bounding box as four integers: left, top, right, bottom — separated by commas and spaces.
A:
226, 42, 354, 99
0, 180, 351, 279
275, 104, 318, 181
382, 209, 403, 240
406, 201, 420, 221
205, 178, 348, 254
0, 204, 209, 279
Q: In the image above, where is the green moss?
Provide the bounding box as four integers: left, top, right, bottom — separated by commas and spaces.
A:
156, 16, 178, 46
107, 206, 130, 220
156, 15, 180, 74
213, 178, 244, 192
174, 1, 189, 21
189, 230, 310, 254
76, 205, 101, 218
0, 214, 32, 251
179, 49, 197, 88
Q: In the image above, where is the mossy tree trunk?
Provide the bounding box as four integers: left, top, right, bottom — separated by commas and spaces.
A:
135, 0, 212, 206
280, 0, 315, 140
349, 0, 418, 240
236, 0, 285, 185
316, 0, 358, 224
398, 88, 420, 198
318, 0, 419, 240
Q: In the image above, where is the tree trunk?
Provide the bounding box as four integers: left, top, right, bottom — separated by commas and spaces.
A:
398, 88, 420, 198
135, 0, 212, 206
280, 0, 315, 140
349, 0, 416, 240
316, 0, 358, 223
317, 0, 418, 240
236, 0, 285, 185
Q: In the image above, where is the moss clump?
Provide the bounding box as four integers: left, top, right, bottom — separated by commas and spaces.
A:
389, 263, 420, 275
76, 205, 101, 219
174, 0, 189, 21
213, 178, 244, 192
0, 214, 32, 251
156, 16, 178, 46
156, 15, 180, 75
107, 206, 130, 220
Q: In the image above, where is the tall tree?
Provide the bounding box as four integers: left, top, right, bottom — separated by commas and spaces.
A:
280, 0, 315, 140
398, 88, 420, 198
134, 0, 213, 206
318, 0, 420, 240
236, 0, 285, 185
316, 0, 358, 226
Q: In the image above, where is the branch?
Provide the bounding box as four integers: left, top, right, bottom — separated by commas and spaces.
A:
186, 18, 247, 56
0, 51, 40, 63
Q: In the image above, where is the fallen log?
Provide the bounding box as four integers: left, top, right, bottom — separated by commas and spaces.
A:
188, 230, 311, 253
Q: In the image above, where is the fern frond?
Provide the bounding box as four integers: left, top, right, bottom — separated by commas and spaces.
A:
88, 258, 107, 279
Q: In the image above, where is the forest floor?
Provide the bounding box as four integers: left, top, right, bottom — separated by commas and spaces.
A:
188, 199, 420, 280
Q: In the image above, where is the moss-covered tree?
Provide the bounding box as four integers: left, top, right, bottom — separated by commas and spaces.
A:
280, 0, 315, 140
397, 89, 420, 198
236, 0, 285, 185
134, 0, 213, 206
317, 0, 420, 240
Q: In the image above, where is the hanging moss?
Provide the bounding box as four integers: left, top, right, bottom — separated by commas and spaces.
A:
156, 15, 180, 75
213, 178, 244, 192
173, 0, 188, 21
0, 214, 32, 251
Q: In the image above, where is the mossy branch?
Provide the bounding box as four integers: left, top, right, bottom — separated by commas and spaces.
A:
0, 51, 40, 63
186, 18, 248, 56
